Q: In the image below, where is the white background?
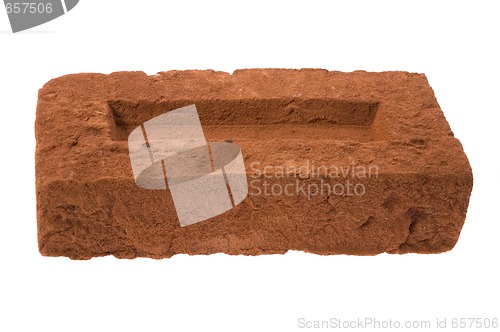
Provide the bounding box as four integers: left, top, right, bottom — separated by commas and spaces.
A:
0, 1, 498, 331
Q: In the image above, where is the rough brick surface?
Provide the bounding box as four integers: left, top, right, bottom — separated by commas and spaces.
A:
35, 69, 473, 259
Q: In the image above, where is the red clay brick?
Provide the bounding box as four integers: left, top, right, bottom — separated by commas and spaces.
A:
35, 69, 473, 259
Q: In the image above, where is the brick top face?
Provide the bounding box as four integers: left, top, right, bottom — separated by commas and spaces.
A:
36, 69, 470, 183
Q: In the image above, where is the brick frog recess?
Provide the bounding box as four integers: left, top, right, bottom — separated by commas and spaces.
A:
35, 69, 473, 259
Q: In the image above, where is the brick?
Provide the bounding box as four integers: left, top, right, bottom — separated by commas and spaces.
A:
35, 69, 473, 259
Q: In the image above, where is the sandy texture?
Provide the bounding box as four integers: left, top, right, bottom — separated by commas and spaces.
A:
35, 69, 473, 259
